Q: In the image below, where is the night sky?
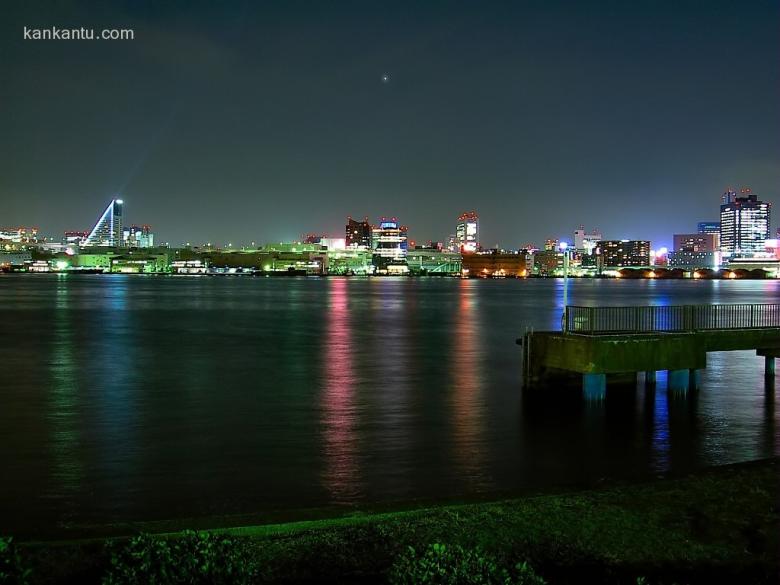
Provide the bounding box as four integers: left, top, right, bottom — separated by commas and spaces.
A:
1, 0, 778, 249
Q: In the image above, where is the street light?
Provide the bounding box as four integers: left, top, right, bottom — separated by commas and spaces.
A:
559, 242, 571, 329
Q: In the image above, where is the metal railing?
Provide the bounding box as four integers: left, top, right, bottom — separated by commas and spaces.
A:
563, 304, 780, 334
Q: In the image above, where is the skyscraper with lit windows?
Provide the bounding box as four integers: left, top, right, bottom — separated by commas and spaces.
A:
455, 211, 479, 253
719, 188, 770, 257
371, 217, 408, 271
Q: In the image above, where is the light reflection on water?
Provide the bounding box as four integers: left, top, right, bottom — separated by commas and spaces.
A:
0, 274, 778, 537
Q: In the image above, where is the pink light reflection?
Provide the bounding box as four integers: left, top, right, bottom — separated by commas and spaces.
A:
321, 278, 362, 502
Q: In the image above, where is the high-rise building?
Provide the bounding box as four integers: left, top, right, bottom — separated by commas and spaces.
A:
543, 238, 559, 251
455, 211, 479, 253
371, 217, 408, 270
673, 233, 719, 253
719, 187, 770, 257
697, 221, 720, 234
83, 199, 123, 247
596, 240, 651, 268
574, 226, 602, 253
345, 217, 371, 249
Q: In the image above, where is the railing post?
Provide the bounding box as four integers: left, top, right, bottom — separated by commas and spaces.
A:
684, 305, 693, 332
750, 304, 755, 328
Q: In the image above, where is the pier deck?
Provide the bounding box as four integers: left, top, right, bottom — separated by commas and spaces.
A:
520, 304, 780, 397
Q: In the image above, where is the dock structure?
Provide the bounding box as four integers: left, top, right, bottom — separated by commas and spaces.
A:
520, 304, 780, 399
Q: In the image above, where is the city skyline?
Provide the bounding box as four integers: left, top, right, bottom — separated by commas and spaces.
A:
2, 185, 773, 253
1, 1, 778, 248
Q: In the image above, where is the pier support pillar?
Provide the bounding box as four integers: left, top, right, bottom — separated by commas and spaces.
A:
689, 369, 701, 391
668, 369, 689, 393
583, 373, 606, 401
765, 357, 775, 377
645, 371, 656, 386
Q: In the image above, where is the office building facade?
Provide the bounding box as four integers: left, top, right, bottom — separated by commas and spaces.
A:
455, 211, 479, 253
673, 233, 719, 253
345, 217, 371, 249
719, 188, 770, 257
596, 240, 651, 268
574, 226, 602, 253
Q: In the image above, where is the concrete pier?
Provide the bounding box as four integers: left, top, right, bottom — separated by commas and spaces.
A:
520, 309, 780, 398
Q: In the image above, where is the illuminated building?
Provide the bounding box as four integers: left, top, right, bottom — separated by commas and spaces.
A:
673, 233, 719, 253
719, 187, 770, 257
0, 227, 39, 243
462, 251, 527, 277
64, 230, 88, 245
447, 234, 457, 252
543, 238, 559, 251
533, 250, 564, 276
573, 226, 602, 254
455, 211, 479, 253
596, 240, 651, 268
325, 248, 373, 275
72, 253, 117, 271
371, 217, 408, 272
0, 251, 32, 269
202, 247, 326, 275
345, 217, 371, 249
698, 221, 720, 234
172, 260, 209, 274
83, 198, 123, 247
406, 249, 462, 275
320, 238, 346, 250
111, 252, 171, 273
122, 224, 154, 248
668, 251, 721, 271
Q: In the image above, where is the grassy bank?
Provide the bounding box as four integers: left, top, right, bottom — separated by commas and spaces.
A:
6, 459, 779, 584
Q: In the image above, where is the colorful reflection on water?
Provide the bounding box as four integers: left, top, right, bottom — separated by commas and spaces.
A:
0, 275, 777, 537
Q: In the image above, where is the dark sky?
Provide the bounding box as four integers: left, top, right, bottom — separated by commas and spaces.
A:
1, 0, 778, 249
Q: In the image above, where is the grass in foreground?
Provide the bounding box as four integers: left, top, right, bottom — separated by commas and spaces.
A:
5, 459, 779, 584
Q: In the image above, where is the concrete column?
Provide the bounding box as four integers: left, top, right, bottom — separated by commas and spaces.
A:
583, 373, 606, 401
645, 371, 657, 385
765, 357, 775, 377
668, 369, 689, 393
688, 369, 701, 391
